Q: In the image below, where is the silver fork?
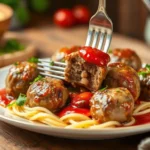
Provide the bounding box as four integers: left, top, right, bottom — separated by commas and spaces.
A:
86, 0, 113, 52
38, 0, 113, 80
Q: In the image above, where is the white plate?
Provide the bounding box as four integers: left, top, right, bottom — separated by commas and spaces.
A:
1, 66, 150, 140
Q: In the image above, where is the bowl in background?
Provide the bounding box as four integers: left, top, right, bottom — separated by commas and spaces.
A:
0, 3, 13, 39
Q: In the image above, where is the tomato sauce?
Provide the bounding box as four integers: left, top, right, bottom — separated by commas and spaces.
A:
0, 88, 13, 106
79, 46, 110, 67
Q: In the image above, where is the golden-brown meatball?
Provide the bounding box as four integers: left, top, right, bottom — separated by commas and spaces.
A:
90, 87, 134, 123
51, 46, 81, 62
103, 63, 140, 100
5, 62, 38, 98
109, 48, 142, 71
138, 65, 150, 101
26, 77, 69, 112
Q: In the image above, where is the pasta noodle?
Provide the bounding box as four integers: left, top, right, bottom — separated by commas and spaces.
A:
6, 101, 150, 129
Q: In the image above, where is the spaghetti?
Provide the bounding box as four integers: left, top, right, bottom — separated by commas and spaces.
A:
7, 100, 150, 129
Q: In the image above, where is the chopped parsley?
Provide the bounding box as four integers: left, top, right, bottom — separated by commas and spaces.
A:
146, 64, 150, 70
50, 61, 54, 66
14, 62, 19, 66
16, 94, 27, 106
7, 93, 27, 107
138, 64, 150, 77
100, 85, 108, 91
30, 75, 44, 84
28, 57, 39, 63
108, 49, 112, 53
0, 39, 25, 55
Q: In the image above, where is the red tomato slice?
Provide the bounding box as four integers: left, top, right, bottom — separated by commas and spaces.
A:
79, 46, 110, 67
71, 92, 93, 108
58, 106, 90, 118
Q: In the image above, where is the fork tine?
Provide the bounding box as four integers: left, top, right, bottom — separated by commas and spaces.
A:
38, 59, 66, 66
92, 30, 100, 48
98, 32, 105, 50
85, 29, 93, 46
38, 63, 65, 71
103, 33, 112, 53
37, 67, 65, 75
39, 72, 65, 80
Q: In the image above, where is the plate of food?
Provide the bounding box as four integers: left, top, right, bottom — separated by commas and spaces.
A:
0, 46, 150, 140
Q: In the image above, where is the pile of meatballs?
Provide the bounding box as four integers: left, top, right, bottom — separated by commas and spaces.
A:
5, 47, 150, 124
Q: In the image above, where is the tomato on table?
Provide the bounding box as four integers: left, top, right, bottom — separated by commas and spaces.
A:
72, 5, 91, 24
71, 92, 93, 108
58, 106, 90, 118
53, 9, 75, 28
79, 46, 110, 67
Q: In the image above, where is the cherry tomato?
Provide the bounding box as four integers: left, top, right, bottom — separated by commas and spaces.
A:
53, 9, 75, 28
0, 89, 12, 106
79, 46, 110, 67
58, 106, 90, 117
71, 92, 93, 108
72, 5, 91, 24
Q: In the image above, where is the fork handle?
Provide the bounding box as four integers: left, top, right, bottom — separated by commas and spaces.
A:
98, 0, 106, 11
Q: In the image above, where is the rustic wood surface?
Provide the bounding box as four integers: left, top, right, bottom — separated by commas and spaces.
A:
0, 25, 150, 150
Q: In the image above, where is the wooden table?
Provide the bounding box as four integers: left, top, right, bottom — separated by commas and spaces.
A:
0, 26, 150, 150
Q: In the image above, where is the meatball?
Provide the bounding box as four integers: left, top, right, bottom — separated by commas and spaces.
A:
51, 46, 81, 62
5, 62, 38, 98
109, 48, 142, 71
90, 88, 134, 123
65, 51, 107, 91
138, 66, 150, 101
103, 63, 140, 100
26, 77, 69, 112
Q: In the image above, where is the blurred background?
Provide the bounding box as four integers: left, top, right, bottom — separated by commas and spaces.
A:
0, 0, 149, 40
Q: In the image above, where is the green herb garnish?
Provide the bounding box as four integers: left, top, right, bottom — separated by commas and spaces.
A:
50, 61, 54, 66
16, 93, 27, 106
28, 57, 39, 63
138, 64, 150, 77
138, 72, 147, 77
108, 49, 112, 53
7, 93, 27, 107
100, 85, 108, 91
146, 64, 150, 70
0, 39, 25, 55
30, 75, 44, 84
14, 62, 19, 66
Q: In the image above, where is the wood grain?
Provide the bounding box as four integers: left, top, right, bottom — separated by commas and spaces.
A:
0, 25, 150, 150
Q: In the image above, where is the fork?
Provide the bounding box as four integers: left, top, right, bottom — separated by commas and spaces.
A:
85, 0, 113, 52
38, 0, 113, 80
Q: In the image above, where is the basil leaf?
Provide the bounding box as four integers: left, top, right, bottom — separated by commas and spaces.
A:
16, 93, 27, 106
28, 57, 39, 63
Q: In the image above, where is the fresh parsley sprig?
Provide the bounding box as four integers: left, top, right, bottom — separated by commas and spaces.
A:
7, 93, 27, 107
30, 75, 44, 85
28, 57, 39, 63
100, 85, 108, 91
138, 64, 150, 77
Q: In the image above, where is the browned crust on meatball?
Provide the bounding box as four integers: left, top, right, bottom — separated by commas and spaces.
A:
138, 68, 150, 101
103, 62, 140, 100
65, 51, 107, 92
109, 48, 142, 71
5, 62, 38, 98
90, 87, 134, 123
26, 77, 69, 112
